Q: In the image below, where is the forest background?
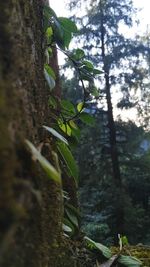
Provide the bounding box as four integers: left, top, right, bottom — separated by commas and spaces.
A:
50, 0, 150, 245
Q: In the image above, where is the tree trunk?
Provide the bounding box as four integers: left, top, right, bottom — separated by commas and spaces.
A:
100, 13, 124, 240
0, 1, 74, 266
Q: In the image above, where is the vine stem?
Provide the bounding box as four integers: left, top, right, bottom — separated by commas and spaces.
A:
55, 45, 88, 122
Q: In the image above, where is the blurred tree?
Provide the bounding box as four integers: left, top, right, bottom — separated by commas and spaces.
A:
66, 0, 149, 241
77, 116, 150, 244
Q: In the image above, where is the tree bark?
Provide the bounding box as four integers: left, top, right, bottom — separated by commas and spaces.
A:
0, 1, 71, 266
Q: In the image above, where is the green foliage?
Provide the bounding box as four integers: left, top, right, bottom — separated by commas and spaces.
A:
44, 64, 56, 80
48, 95, 57, 108
118, 255, 142, 267
67, 48, 102, 85
70, 48, 85, 61
25, 140, 61, 183
57, 17, 78, 49
43, 5, 57, 32
57, 141, 79, 186
121, 236, 129, 246
79, 113, 95, 126
60, 99, 76, 115
44, 5, 77, 49
84, 237, 143, 266
57, 119, 72, 136
62, 200, 80, 237
77, 102, 84, 112
84, 236, 112, 259
65, 203, 80, 229
44, 64, 56, 89
46, 26, 53, 43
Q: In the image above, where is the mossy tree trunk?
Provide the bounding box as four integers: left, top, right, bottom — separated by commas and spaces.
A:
0, 1, 69, 266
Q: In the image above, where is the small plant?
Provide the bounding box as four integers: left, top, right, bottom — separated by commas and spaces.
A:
84, 236, 142, 267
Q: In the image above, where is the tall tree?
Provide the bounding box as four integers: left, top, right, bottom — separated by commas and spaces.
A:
67, 0, 147, 240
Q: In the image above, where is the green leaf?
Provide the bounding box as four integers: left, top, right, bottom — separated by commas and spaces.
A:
61, 30, 72, 49
65, 203, 81, 219
121, 235, 129, 246
44, 64, 56, 80
91, 86, 99, 97
43, 6, 57, 32
54, 17, 77, 49
47, 47, 53, 57
82, 60, 94, 71
44, 67, 55, 90
65, 208, 79, 228
71, 127, 81, 141
60, 100, 76, 115
77, 102, 84, 112
118, 255, 142, 267
63, 218, 75, 235
69, 120, 78, 129
25, 140, 61, 184
84, 236, 112, 259
80, 72, 93, 82
48, 96, 57, 108
69, 120, 81, 140
58, 17, 78, 33
65, 203, 80, 228
46, 26, 53, 43
93, 68, 103, 75
58, 119, 72, 136
43, 5, 57, 20
79, 113, 95, 126
57, 142, 78, 186
62, 223, 72, 233
52, 19, 65, 48
72, 48, 85, 60
43, 125, 68, 145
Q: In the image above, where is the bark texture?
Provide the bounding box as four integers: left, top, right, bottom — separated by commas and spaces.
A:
0, 1, 71, 266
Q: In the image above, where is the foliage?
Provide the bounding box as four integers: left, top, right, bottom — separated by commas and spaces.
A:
84, 236, 112, 259
84, 236, 143, 267
57, 141, 79, 186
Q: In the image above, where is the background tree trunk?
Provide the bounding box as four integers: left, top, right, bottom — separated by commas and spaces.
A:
0, 1, 72, 266
100, 11, 124, 241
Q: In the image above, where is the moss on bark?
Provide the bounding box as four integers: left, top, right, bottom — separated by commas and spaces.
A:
0, 1, 67, 266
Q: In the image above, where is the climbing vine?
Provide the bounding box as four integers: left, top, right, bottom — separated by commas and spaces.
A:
25, 4, 143, 267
